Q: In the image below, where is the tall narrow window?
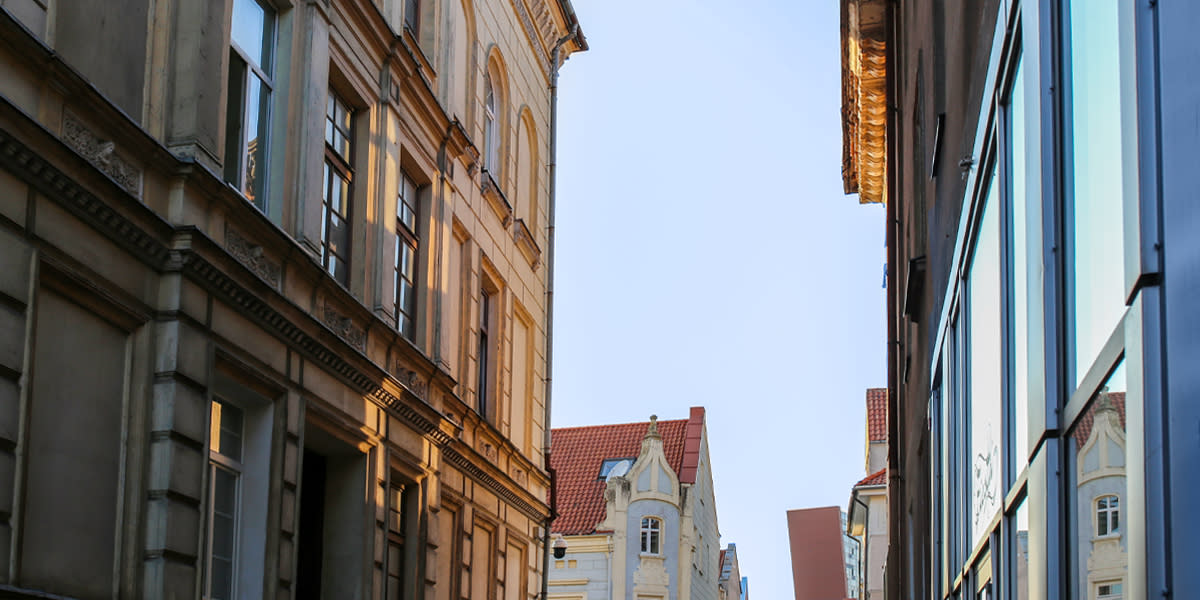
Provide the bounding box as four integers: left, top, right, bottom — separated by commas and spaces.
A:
1096, 495, 1120, 536
404, 0, 420, 40
225, 0, 275, 211
640, 517, 661, 555
322, 91, 353, 287
1065, 0, 1136, 384
395, 171, 419, 339
206, 399, 244, 600
477, 288, 491, 416
387, 481, 411, 600
483, 75, 499, 174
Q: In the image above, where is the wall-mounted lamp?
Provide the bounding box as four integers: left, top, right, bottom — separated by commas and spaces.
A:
552, 534, 568, 559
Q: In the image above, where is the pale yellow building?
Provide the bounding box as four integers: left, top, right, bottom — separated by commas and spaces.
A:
0, 0, 584, 598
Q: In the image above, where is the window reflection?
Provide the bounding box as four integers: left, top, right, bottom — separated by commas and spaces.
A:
1013, 500, 1029, 600
1067, 0, 1133, 384
969, 167, 1002, 544
1069, 361, 1127, 599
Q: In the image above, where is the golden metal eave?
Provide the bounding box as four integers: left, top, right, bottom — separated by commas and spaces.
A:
841, 0, 888, 205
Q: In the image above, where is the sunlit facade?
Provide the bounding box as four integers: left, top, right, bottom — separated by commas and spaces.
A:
842, 0, 1200, 598
0, 0, 584, 598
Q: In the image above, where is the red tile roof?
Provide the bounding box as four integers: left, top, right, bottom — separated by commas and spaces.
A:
854, 468, 886, 488
1072, 392, 1126, 449
866, 388, 887, 442
550, 409, 705, 536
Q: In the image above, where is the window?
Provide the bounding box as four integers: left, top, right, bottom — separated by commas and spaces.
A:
483, 74, 499, 174
395, 171, 419, 339
477, 287, 492, 416
1064, 0, 1136, 385
206, 399, 244, 600
404, 0, 420, 39
1096, 495, 1120, 537
387, 481, 413, 600
640, 517, 661, 555
322, 91, 353, 287
224, 0, 275, 211
1097, 583, 1123, 600
598, 458, 635, 480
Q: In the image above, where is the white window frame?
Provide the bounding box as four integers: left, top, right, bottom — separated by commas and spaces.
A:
1095, 494, 1120, 537
484, 75, 499, 174
640, 517, 662, 556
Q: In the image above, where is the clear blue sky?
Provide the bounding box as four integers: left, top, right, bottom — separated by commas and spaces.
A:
551, 0, 887, 598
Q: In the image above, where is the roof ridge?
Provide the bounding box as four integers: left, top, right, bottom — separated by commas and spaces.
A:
552, 418, 689, 432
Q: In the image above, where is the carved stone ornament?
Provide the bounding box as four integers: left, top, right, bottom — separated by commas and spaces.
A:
225, 225, 281, 287
61, 112, 142, 197
392, 359, 428, 400
513, 468, 527, 485
322, 304, 366, 351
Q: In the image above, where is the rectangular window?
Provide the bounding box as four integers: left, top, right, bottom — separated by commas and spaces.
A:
1068, 361, 1127, 600
206, 399, 245, 600
1064, 0, 1136, 385
477, 287, 492, 416
395, 171, 419, 339
404, 0, 420, 38
224, 0, 275, 211
968, 165, 1002, 545
640, 518, 661, 555
322, 91, 353, 287
387, 481, 412, 600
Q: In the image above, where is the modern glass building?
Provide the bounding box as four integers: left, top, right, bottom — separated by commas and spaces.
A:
840, 0, 1200, 598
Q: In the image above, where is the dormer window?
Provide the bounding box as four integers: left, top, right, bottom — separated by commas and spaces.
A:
598, 458, 635, 480
640, 517, 661, 555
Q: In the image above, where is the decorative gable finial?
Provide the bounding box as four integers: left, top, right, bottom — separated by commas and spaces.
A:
646, 415, 660, 440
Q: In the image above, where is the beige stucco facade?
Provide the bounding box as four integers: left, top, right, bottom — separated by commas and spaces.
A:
0, 0, 583, 598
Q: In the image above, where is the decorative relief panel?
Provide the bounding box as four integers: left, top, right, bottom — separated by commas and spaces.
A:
225, 225, 282, 287
392, 359, 429, 400
322, 304, 366, 352
61, 112, 142, 197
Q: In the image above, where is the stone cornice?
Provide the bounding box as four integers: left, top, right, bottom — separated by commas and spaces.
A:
841, 0, 887, 204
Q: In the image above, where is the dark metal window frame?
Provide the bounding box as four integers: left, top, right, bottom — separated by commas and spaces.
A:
321, 90, 354, 287
395, 170, 420, 340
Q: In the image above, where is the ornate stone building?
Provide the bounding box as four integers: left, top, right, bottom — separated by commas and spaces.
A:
546, 409, 721, 600
0, 0, 584, 598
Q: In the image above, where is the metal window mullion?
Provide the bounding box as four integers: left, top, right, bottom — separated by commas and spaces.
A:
231, 42, 274, 90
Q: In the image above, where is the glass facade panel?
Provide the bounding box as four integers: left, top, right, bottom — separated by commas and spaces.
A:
1013, 500, 1029, 600
1069, 361, 1127, 600
1067, 0, 1130, 384
1008, 54, 1037, 476
969, 169, 1002, 545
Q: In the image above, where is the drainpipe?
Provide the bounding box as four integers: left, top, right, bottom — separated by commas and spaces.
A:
540, 23, 579, 600
852, 493, 870, 599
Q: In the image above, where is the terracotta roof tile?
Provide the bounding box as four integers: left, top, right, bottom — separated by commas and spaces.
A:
1072, 392, 1125, 449
550, 410, 702, 536
854, 468, 887, 488
866, 388, 887, 442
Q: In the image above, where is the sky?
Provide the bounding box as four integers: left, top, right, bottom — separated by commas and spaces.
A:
549, 0, 887, 598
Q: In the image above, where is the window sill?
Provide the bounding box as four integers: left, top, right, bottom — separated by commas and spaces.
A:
513, 218, 541, 270
480, 169, 512, 227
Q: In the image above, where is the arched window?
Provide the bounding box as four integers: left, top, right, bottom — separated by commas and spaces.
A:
483, 74, 499, 174
1096, 495, 1119, 536
640, 517, 661, 555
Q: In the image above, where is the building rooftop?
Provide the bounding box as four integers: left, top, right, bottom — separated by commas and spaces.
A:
854, 468, 887, 489
866, 387, 887, 442
550, 408, 704, 535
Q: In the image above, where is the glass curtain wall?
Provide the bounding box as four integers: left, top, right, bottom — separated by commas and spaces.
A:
932, 0, 1145, 598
